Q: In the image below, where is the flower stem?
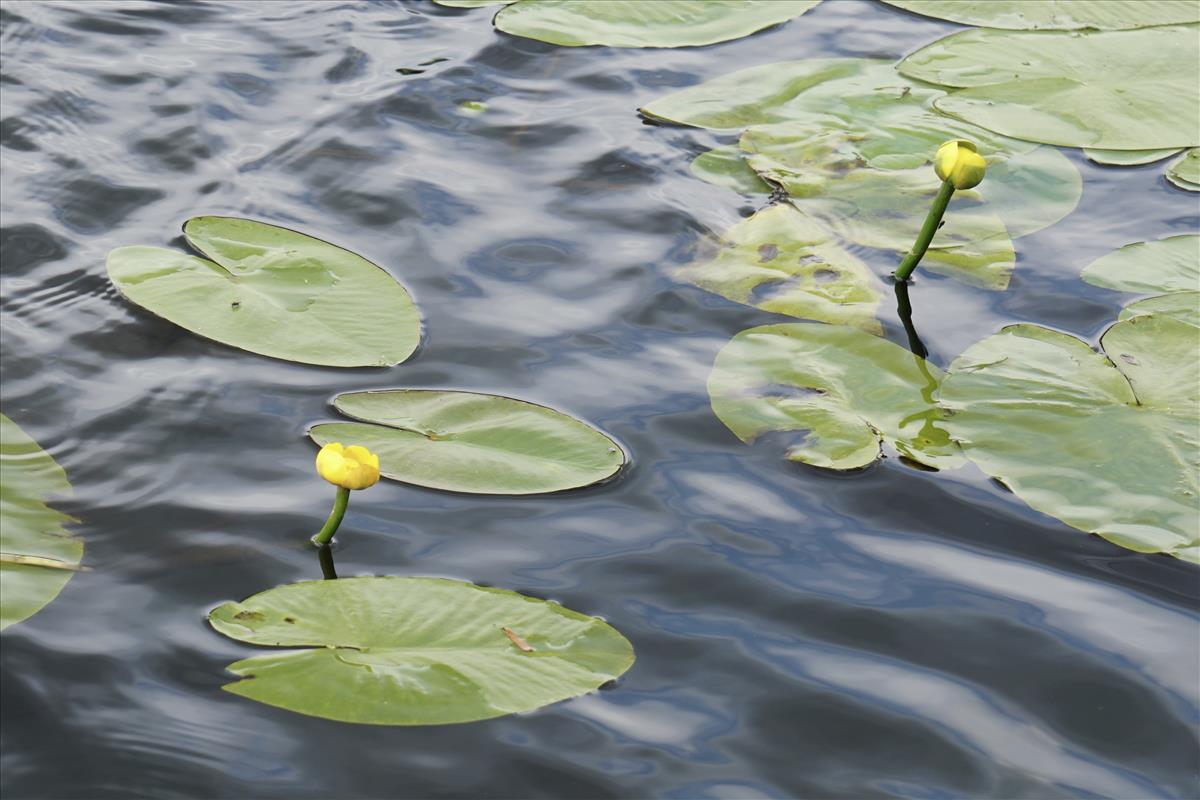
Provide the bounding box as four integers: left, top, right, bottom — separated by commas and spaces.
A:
311, 486, 350, 547
895, 180, 956, 282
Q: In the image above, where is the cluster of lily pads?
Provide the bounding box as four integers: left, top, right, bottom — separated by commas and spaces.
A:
627, 3, 1198, 560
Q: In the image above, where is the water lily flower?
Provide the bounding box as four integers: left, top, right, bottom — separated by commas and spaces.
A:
934, 139, 987, 190
311, 442, 381, 547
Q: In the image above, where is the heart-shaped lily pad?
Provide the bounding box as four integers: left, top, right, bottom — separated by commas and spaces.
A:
1, 414, 82, 630
1167, 148, 1200, 191
681, 205, 883, 330
107, 217, 421, 368
881, 0, 1200, 30
491, 0, 820, 48
209, 577, 635, 725
309, 390, 625, 494
1081, 234, 1199, 294
898, 25, 1200, 150
708, 323, 962, 470
941, 316, 1199, 561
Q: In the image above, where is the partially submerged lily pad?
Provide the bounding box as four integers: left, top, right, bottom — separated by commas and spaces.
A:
209, 577, 635, 725
898, 25, 1200, 150
493, 0, 820, 48
1081, 235, 1199, 294
309, 390, 625, 494
1084, 148, 1181, 166
881, 0, 1200, 30
107, 217, 421, 368
681, 205, 883, 330
708, 323, 962, 470
941, 316, 1199, 561
1166, 148, 1200, 191
690, 146, 773, 195
1, 414, 82, 631
1120, 292, 1200, 327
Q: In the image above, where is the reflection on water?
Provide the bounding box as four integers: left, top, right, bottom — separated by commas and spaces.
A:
1, 1, 1197, 798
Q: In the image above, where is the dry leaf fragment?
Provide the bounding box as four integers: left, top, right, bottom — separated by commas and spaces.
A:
502, 626, 535, 652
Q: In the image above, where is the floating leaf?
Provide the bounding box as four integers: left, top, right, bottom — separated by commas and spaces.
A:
493, 0, 820, 48
209, 577, 635, 725
107, 217, 421, 368
1120, 292, 1200, 327
708, 323, 963, 470
1081, 235, 1199, 294
1, 414, 82, 630
681, 205, 883, 330
881, 0, 1200, 30
898, 25, 1200, 150
941, 317, 1199, 561
690, 146, 772, 195
1167, 148, 1200, 191
434, 0, 516, 7
1084, 148, 1181, 166
309, 390, 624, 494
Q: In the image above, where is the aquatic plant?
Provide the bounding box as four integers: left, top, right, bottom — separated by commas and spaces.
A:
311, 443, 381, 547
895, 139, 988, 281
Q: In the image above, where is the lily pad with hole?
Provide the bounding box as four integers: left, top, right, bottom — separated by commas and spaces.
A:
309, 390, 625, 494
898, 25, 1200, 150
940, 316, 1199, 561
681, 205, 883, 330
708, 323, 963, 470
107, 217, 421, 368
880, 0, 1200, 30
1084, 148, 1182, 166
1, 414, 82, 631
1081, 235, 1199, 294
492, 0, 820, 48
1166, 148, 1200, 191
209, 576, 635, 725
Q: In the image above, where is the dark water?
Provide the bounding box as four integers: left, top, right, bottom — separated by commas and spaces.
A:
2, 2, 1198, 798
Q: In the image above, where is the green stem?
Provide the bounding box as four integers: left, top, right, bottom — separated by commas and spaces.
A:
895, 180, 956, 282
312, 486, 350, 547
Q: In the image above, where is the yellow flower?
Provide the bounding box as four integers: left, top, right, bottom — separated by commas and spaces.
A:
315, 442, 380, 490
933, 139, 987, 190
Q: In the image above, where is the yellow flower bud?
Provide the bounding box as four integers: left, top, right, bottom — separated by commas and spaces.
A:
315, 442, 380, 490
933, 139, 987, 190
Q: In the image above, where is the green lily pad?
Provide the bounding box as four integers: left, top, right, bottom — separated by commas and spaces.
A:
708, 323, 963, 470
309, 390, 625, 494
881, 0, 1200, 30
209, 577, 635, 725
690, 146, 773, 194
681, 205, 883, 330
898, 25, 1200, 150
492, 0, 820, 48
1166, 148, 1200, 191
1, 414, 82, 631
1120, 292, 1200, 327
1084, 148, 1182, 166
434, 0, 516, 7
1081, 235, 1199, 294
941, 316, 1199, 561
107, 217, 421, 368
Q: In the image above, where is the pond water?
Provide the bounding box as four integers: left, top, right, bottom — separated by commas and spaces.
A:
2, 1, 1198, 798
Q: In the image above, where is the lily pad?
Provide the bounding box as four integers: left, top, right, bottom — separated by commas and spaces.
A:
107, 217, 421, 368
690, 146, 773, 195
309, 390, 625, 494
681, 205, 883, 330
1, 414, 82, 631
209, 577, 635, 725
1081, 235, 1199, 294
1084, 148, 1181, 166
898, 25, 1200, 150
940, 316, 1199, 561
492, 0, 820, 48
1166, 148, 1200, 191
881, 1, 1200, 30
1120, 292, 1200, 327
434, 0, 516, 7
708, 323, 963, 470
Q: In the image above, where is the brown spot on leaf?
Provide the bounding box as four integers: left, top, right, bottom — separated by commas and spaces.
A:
233, 610, 266, 622
502, 626, 535, 652
757, 243, 779, 263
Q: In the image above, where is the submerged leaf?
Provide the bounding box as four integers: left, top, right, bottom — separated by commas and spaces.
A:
680, 205, 883, 330
708, 323, 962, 470
899, 25, 1200, 150
1084, 148, 1182, 166
881, 0, 1200, 30
690, 146, 773, 195
1166, 148, 1200, 191
210, 577, 635, 725
493, 0, 820, 48
107, 217, 421, 368
0, 414, 82, 630
1081, 235, 1200, 294
941, 317, 1199, 561
309, 390, 625, 494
